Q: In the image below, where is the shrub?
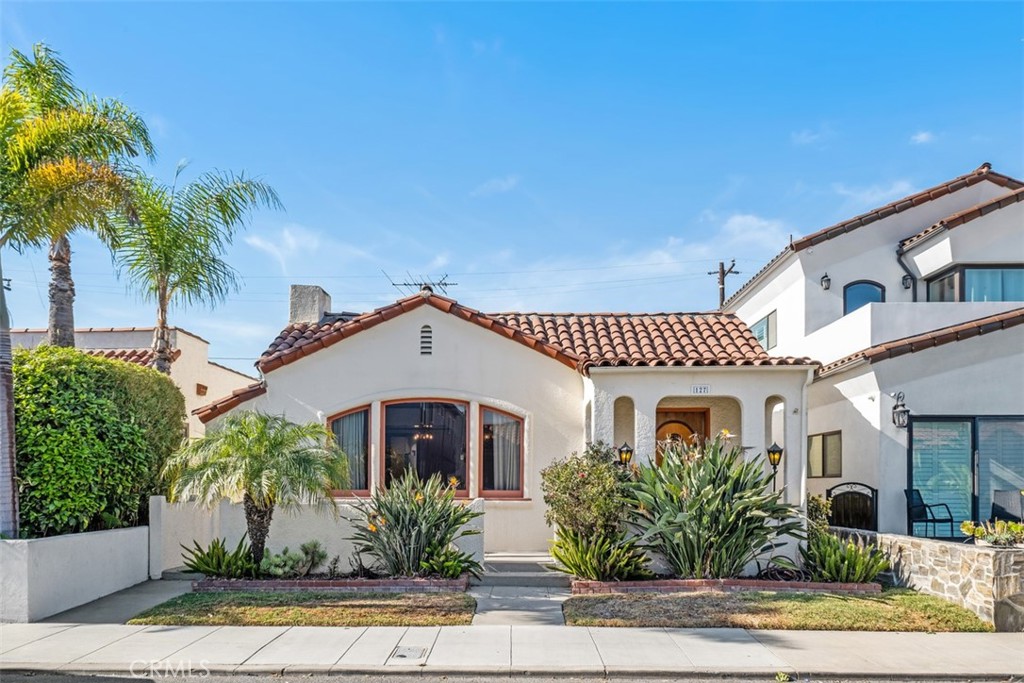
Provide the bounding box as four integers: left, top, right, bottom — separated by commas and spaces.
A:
628, 433, 802, 579
349, 471, 482, 578
540, 441, 629, 536
960, 520, 1024, 546
550, 529, 651, 581
13, 346, 186, 537
420, 542, 482, 579
800, 533, 889, 583
260, 540, 328, 578
181, 537, 258, 578
807, 495, 831, 537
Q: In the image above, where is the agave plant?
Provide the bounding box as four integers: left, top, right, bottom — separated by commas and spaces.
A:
800, 533, 889, 583
627, 433, 803, 579
550, 528, 651, 581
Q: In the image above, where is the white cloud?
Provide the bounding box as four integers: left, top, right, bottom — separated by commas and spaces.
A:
470, 174, 520, 197
148, 114, 170, 139
791, 124, 834, 146
833, 180, 917, 208
910, 131, 935, 145
428, 253, 450, 270
244, 224, 372, 276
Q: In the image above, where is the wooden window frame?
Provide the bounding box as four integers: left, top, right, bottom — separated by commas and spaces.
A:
327, 404, 372, 497
807, 430, 842, 479
380, 398, 470, 498
843, 280, 886, 316
479, 406, 525, 499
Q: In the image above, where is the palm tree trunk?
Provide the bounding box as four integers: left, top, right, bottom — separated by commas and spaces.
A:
243, 493, 273, 565
0, 251, 20, 538
151, 292, 173, 374
47, 235, 75, 347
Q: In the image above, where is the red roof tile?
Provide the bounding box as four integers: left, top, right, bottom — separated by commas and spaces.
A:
818, 307, 1024, 377
84, 348, 181, 366
193, 382, 267, 423
899, 187, 1024, 251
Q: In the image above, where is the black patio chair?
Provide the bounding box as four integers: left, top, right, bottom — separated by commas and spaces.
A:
991, 490, 1024, 523
904, 488, 954, 538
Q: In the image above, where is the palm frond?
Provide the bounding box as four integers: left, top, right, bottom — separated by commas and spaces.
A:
3, 44, 79, 113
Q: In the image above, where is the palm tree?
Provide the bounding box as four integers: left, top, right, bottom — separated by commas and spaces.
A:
164, 411, 348, 564
113, 164, 281, 373
0, 45, 149, 538
4, 44, 154, 348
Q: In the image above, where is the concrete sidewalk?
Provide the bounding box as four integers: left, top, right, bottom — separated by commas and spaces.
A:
2, 622, 1022, 679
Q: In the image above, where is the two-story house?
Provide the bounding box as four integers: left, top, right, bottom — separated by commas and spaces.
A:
727, 163, 1024, 537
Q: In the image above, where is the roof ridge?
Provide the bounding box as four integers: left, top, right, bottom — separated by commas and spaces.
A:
490, 311, 735, 317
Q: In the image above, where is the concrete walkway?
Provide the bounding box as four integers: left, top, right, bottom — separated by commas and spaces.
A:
42, 581, 192, 625
2, 622, 1022, 678
470, 586, 569, 625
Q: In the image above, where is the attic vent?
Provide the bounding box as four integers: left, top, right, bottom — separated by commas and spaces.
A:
420, 325, 433, 355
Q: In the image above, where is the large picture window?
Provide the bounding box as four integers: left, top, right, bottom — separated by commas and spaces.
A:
384, 401, 467, 491
481, 408, 523, 496
927, 265, 1024, 302
808, 431, 842, 478
330, 407, 370, 492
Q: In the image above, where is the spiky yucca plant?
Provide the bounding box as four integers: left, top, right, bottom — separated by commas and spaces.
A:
628, 432, 802, 579
164, 411, 347, 564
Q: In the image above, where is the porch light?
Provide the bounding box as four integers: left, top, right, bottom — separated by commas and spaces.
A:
892, 392, 910, 429
767, 442, 783, 491
902, 274, 914, 290
618, 442, 634, 467
820, 273, 831, 290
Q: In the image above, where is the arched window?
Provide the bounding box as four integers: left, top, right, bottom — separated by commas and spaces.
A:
420, 325, 432, 355
843, 280, 885, 315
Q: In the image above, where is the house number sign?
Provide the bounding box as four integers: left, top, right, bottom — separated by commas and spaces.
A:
691, 384, 711, 395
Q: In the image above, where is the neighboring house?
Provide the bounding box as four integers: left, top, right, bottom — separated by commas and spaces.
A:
726, 163, 1024, 537
195, 285, 816, 552
11, 327, 257, 437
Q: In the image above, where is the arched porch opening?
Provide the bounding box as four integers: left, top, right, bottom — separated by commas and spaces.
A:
655, 396, 742, 462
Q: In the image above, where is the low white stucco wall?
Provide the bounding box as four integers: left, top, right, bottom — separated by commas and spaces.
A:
1, 527, 149, 622
151, 497, 485, 575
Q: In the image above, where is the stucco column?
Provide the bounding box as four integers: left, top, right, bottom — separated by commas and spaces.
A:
592, 387, 615, 446
783, 389, 807, 508
739, 396, 766, 464
633, 396, 659, 465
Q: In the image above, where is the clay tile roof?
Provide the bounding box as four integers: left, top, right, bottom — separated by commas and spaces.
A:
899, 186, 1024, 251
84, 348, 181, 366
818, 307, 1024, 378
193, 381, 267, 423
724, 163, 1024, 309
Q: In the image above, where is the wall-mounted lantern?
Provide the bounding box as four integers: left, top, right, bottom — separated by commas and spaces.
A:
820, 273, 831, 290
618, 442, 634, 467
892, 391, 910, 429
766, 442, 783, 491
901, 274, 914, 290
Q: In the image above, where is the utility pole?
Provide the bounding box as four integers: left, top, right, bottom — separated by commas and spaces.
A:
708, 259, 740, 310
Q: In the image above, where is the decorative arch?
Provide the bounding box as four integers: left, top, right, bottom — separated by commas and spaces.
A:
843, 280, 885, 315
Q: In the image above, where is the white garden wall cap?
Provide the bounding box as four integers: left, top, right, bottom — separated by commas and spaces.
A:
817, 306, 1024, 378
722, 163, 1024, 309
899, 186, 1024, 252
10, 325, 211, 344
194, 381, 267, 423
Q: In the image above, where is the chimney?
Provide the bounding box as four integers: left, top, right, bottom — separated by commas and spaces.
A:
289, 285, 332, 325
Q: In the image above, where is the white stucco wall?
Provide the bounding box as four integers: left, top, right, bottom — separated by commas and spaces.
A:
731, 256, 808, 351
907, 201, 1024, 279
225, 303, 585, 552
1, 527, 149, 622
809, 325, 1024, 533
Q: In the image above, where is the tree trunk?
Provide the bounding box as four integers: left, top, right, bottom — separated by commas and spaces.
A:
47, 235, 75, 347
0, 252, 19, 538
243, 493, 273, 565
150, 291, 173, 374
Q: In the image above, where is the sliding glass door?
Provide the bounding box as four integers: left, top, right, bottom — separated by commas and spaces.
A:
909, 417, 1024, 536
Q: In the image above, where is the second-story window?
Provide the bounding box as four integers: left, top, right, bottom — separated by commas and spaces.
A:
750, 310, 777, 350
843, 281, 885, 315
927, 266, 1024, 302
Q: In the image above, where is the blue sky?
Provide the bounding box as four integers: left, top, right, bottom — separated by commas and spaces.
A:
2, 2, 1022, 373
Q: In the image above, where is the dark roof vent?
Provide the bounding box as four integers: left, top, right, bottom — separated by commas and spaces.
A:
320, 311, 360, 325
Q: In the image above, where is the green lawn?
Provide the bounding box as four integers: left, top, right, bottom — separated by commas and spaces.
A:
128, 591, 476, 627
563, 588, 993, 632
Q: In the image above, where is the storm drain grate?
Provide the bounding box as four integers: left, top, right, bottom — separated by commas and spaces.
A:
389, 646, 428, 662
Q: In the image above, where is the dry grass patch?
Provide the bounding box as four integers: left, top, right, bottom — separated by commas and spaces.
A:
128, 591, 475, 627
563, 588, 992, 632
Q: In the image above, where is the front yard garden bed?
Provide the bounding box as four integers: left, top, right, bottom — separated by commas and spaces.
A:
563, 588, 993, 632
572, 578, 881, 595
129, 590, 476, 626
193, 576, 469, 593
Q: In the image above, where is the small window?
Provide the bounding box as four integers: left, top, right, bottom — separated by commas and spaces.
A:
750, 310, 777, 350
843, 281, 885, 315
481, 408, 523, 497
420, 325, 432, 355
330, 407, 370, 492
808, 431, 842, 478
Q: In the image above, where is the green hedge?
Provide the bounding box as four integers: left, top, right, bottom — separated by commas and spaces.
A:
13, 345, 186, 537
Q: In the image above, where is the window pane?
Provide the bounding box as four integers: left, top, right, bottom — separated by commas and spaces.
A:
824, 433, 842, 477
332, 409, 368, 490
807, 435, 823, 477
384, 402, 467, 489
766, 310, 777, 349
978, 419, 1024, 523
928, 273, 957, 302
844, 282, 884, 314
965, 269, 1003, 301
911, 421, 972, 536
483, 409, 522, 492
751, 318, 768, 347
1001, 269, 1024, 301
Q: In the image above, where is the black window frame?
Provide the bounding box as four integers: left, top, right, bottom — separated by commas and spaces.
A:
843, 280, 886, 315
808, 430, 842, 478
926, 264, 1024, 303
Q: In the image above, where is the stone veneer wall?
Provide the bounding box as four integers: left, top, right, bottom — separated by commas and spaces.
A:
835, 527, 1024, 629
